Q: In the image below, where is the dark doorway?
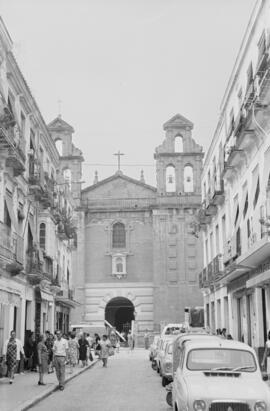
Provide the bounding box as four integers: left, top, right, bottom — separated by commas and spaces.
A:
105, 297, 135, 333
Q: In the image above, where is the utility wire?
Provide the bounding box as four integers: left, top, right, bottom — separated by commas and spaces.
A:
82, 163, 155, 167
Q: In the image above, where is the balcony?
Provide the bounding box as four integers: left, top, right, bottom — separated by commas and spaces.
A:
0, 223, 24, 274
212, 254, 224, 281
199, 267, 209, 289
211, 179, 225, 206
26, 248, 44, 285
223, 235, 238, 266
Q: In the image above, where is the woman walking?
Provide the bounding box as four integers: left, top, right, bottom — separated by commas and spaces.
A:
261, 331, 270, 378
100, 335, 111, 368
78, 333, 89, 367
3, 330, 25, 384
68, 332, 79, 373
37, 335, 48, 385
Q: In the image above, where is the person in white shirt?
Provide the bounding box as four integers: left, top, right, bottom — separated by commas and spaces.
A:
53, 330, 69, 390
3, 330, 25, 384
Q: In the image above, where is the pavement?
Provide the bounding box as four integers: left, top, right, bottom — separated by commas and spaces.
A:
0, 357, 99, 411
30, 348, 170, 411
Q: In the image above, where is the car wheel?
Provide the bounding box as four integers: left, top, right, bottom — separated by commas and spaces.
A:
157, 365, 160, 374
166, 391, 172, 407
162, 376, 168, 387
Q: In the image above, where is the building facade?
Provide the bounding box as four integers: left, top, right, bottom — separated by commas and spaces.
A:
72, 114, 204, 343
198, 0, 270, 360
0, 17, 81, 360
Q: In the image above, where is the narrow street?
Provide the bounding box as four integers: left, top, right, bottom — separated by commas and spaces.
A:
31, 349, 169, 411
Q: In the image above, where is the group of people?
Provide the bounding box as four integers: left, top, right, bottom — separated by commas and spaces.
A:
2, 329, 116, 389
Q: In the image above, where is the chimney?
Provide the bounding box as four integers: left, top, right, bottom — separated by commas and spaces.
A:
140, 170, 145, 184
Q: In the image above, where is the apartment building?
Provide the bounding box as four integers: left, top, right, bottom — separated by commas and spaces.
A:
0, 17, 82, 356
198, 0, 270, 359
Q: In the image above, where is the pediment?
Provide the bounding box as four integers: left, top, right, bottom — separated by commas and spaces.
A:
82, 173, 156, 200
47, 116, 74, 132
163, 114, 193, 130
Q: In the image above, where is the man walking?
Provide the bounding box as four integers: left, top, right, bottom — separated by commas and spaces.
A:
53, 330, 68, 390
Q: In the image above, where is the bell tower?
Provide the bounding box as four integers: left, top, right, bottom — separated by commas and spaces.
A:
47, 116, 84, 205
154, 114, 203, 197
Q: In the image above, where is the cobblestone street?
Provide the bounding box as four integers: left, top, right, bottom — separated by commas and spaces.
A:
31, 349, 169, 411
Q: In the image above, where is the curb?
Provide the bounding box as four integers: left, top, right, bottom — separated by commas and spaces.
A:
15, 359, 99, 411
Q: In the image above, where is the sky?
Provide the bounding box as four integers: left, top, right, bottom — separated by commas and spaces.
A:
1, 0, 257, 188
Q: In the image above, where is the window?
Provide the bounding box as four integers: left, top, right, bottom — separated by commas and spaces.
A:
166, 165, 176, 192
253, 177, 260, 208
175, 135, 183, 153
257, 32, 266, 64
116, 257, 123, 273
234, 204, 239, 227
246, 63, 253, 90
21, 112, 25, 138
243, 193, 248, 218
247, 219, 251, 239
112, 222, 126, 248
184, 165, 194, 192
39, 223, 46, 250
112, 254, 126, 276
55, 139, 63, 156
63, 168, 72, 190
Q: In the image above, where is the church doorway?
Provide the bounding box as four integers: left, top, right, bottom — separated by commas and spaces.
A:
105, 297, 135, 334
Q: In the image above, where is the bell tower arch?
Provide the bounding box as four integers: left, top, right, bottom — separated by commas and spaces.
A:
154, 113, 203, 196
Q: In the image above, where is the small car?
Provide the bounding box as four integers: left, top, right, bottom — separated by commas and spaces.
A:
156, 335, 175, 375
172, 339, 270, 411
160, 340, 174, 386
161, 323, 185, 336
149, 335, 160, 362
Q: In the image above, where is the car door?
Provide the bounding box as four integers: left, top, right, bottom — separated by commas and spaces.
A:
174, 347, 188, 411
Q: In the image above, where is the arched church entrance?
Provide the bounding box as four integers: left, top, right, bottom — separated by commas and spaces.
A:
105, 297, 135, 334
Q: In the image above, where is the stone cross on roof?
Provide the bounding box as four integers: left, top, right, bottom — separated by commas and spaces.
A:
114, 150, 124, 172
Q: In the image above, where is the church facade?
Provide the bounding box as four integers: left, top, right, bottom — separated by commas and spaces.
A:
72, 114, 204, 340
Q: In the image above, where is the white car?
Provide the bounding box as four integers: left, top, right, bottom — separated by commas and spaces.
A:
172, 339, 270, 411
161, 323, 185, 336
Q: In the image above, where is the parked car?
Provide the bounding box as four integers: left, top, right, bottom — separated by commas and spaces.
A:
172, 331, 218, 376
172, 339, 270, 411
149, 335, 160, 362
160, 340, 174, 387
161, 323, 185, 336
156, 335, 176, 375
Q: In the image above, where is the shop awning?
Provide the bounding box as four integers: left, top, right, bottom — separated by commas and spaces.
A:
246, 269, 270, 289
237, 237, 270, 268
40, 290, 54, 302
55, 296, 80, 309
0, 289, 21, 306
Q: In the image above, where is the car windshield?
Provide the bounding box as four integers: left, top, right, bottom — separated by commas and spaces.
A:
187, 348, 257, 372
165, 327, 180, 335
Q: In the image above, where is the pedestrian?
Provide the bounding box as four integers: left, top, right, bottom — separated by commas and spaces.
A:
261, 331, 270, 378
53, 330, 69, 391
100, 335, 111, 368
115, 337, 120, 353
37, 334, 48, 385
78, 333, 89, 367
86, 333, 94, 362
30, 333, 38, 372
144, 330, 150, 349
68, 332, 79, 373
127, 330, 134, 352
45, 331, 54, 373
3, 330, 25, 384
94, 333, 101, 357
221, 328, 227, 339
